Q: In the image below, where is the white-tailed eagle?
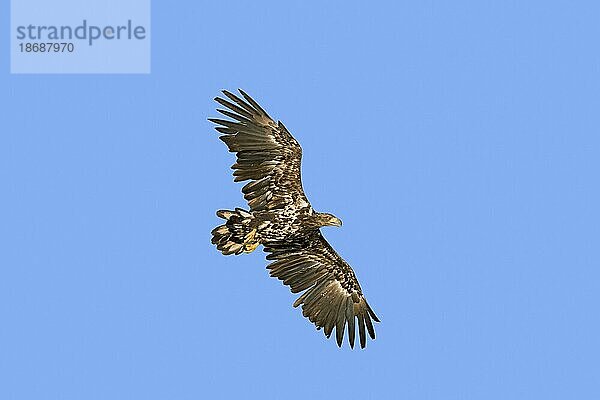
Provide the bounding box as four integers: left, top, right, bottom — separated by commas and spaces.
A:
209, 89, 379, 348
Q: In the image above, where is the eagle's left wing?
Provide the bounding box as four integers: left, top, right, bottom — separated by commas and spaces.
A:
264, 231, 380, 349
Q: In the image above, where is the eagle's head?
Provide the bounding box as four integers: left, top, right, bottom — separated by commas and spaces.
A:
314, 212, 343, 228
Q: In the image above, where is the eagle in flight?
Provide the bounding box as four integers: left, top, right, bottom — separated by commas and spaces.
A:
209, 89, 379, 348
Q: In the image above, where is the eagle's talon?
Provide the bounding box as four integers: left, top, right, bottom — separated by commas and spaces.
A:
243, 241, 260, 253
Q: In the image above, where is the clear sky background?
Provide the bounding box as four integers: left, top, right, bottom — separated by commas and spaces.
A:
1, 1, 599, 399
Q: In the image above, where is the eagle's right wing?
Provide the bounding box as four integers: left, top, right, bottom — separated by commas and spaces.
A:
264, 230, 380, 349
209, 89, 311, 212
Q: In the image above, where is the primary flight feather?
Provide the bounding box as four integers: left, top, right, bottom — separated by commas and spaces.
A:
209, 89, 379, 349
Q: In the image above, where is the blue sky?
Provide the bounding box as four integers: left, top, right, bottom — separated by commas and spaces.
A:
1, 1, 599, 399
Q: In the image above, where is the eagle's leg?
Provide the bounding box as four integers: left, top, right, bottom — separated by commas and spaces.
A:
244, 242, 260, 253
243, 229, 260, 253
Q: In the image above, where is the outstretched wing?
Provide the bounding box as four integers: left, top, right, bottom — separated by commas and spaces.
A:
264, 231, 380, 349
209, 89, 311, 212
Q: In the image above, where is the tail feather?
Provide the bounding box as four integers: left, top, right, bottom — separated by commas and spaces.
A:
212, 208, 259, 255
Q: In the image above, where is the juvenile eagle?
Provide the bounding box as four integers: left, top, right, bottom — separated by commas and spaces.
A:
209, 89, 379, 348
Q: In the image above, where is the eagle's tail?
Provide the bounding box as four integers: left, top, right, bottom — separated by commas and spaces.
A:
211, 208, 260, 255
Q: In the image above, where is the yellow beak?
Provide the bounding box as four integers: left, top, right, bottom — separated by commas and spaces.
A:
330, 217, 342, 227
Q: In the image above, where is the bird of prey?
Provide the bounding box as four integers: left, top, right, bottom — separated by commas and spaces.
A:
209, 89, 379, 348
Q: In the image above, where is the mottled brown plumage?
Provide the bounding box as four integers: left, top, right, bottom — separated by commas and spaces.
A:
209, 89, 379, 348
